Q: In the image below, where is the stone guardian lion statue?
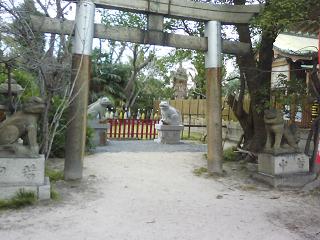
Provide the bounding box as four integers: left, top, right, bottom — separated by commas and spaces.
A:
0, 97, 45, 157
87, 97, 113, 119
159, 101, 182, 125
264, 108, 300, 154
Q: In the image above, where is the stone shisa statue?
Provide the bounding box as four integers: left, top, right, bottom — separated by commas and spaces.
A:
155, 101, 184, 144
0, 96, 51, 200
159, 101, 182, 125
87, 97, 113, 146
254, 108, 312, 188
263, 108, 300, 154
88, 97, 113, 119
0, 97, 45, 157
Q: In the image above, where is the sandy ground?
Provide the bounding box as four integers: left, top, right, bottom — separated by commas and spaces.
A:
1, 141, 320, 240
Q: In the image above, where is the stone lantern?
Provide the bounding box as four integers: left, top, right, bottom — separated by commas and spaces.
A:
172, 63, 188, 99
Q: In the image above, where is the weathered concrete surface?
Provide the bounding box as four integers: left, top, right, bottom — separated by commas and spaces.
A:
0, 156, 50, 200
0, 177, 51, 200
258, 153, 309, 175
88, 120, 109, 146
0, 142, 320, 240
253, 172, 316, 188
155, 124, 184, 144
256, 153, 314, 188
0, 156, 45, 185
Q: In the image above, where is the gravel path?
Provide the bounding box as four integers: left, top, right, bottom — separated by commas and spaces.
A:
95, 140, 208, 153
1, 141, 320, 240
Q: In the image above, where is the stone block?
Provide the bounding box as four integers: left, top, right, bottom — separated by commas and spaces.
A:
0, 155, 45, 185
155, 124, 184, 144
38, 177, 51, 200
258, 153, 309, 175
0, 179, 51, 200
88, 119, 109, 130
0, 155, 51, 200
253, 172, 316, 188
88, 120, 109, 146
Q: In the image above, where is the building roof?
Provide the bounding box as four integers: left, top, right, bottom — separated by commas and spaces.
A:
273, 32, 318, 60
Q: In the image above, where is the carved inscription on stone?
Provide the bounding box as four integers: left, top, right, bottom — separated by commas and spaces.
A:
297, 157, 305, 169
0, 167, 6, 176
279, 159, 288, 173
22, 164, 37, 180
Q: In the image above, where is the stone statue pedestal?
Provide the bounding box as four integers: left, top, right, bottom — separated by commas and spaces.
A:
154, 124, 184, 144
253, 153, 316, 187
88, 119, 110, 146
0, 155, 51, 200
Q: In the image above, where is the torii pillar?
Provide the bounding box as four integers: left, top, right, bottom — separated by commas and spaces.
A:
65, 0, 95, 180
205, 21, 223, 174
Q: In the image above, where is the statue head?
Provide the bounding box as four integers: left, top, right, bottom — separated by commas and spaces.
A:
264, 108, 282, 120
99, 97, 112, 108
159, 101, 170, 110
22, 97, 45, 114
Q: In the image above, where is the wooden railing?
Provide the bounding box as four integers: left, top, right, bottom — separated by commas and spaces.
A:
103, 119, 160, 140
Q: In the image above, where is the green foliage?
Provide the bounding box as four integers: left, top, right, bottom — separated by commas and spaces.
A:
273, 73, 307, 106
222, 78, 240, 97
0, 189, 37, 210
50, 186, 60, 201
191, 52, 206, 98
12, 70, 39, 98
102, 10, 146, 29
240, 184, 257, 191
223, 147, 237, 162
0, 68, 40, 105
255, 0, 317, 34
86, 124, 95, 152
5, 0, 45, 64
90, 49, 130, 102
193, 167, 208, 176
132, 76, 174, 112
45, 168, 64, 182
45, 168, 61, 200
48, 96, 94, 158
181, 131, 203, 141
48, 96, 67, 158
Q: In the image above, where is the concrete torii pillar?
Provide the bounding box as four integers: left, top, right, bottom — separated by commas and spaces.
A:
205, 21, 223, 174
65, 0, 95, 180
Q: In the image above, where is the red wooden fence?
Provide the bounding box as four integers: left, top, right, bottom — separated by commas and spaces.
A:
105, 119, 160, 140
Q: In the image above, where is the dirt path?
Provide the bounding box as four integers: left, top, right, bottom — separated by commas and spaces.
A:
0, 141, 320, 240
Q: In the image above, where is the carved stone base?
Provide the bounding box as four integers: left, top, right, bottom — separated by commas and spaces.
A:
253, 172, 316, 188
0, 155, 50, 200
88, 120, 110, 146
254, 153, 313, 188
258, 153, 309, 175
154, 124, 184, 144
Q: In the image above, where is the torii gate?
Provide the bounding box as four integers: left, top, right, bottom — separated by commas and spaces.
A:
31, 0, 262, 180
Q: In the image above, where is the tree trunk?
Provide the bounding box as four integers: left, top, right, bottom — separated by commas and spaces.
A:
231, 0, 276, 153
40, 91, 52, 158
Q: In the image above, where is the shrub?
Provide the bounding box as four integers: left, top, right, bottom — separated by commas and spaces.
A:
0, 189, 37, 210
223, 147, 237, 162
